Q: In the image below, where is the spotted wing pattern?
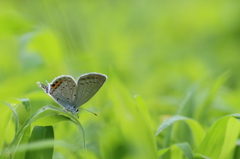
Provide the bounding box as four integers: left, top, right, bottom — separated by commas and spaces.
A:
73, 73, 107, 107
48, 75, 77, 108
37, 73, 107, 113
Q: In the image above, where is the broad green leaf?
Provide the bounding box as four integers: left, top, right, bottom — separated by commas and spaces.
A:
195, 116, 240, 159
225, 114, 240, 159
25, 126, 54, 159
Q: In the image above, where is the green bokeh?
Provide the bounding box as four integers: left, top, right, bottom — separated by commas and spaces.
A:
1, 0, 240, 158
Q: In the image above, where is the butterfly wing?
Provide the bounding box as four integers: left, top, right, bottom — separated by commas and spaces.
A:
73, 73, 107, 107
38, 75, 77, 108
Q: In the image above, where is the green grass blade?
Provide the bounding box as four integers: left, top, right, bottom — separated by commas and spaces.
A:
0, 103, 12, 157
3, 102, 19, 134
177, 85, 197, 117
13, 121, 31, 159
195, 72, 230, 124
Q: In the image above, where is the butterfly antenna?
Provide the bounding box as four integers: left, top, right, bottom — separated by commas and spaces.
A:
79, 108, 97, 116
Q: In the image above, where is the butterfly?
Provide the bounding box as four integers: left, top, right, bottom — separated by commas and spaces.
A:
37, 72, 107, 114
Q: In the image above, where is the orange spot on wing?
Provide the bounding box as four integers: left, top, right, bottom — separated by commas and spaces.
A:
51, 80, 63, 89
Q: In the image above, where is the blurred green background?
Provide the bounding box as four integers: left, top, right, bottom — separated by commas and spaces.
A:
1, 0, 240, 158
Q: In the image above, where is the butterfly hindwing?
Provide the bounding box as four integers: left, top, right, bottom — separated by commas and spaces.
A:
73, 73, 107, 107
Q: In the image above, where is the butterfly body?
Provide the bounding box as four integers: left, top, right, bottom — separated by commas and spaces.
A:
37, 73, 107, 114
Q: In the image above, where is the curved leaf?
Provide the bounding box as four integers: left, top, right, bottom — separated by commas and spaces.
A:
3, 102, 19, 134
155, 115, 205, 148
195, 116, 240, 159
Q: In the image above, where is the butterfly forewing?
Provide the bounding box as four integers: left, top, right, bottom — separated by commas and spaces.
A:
37, 81, 70, 107
73, 73, 107, 107
48, 76, 77, 107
